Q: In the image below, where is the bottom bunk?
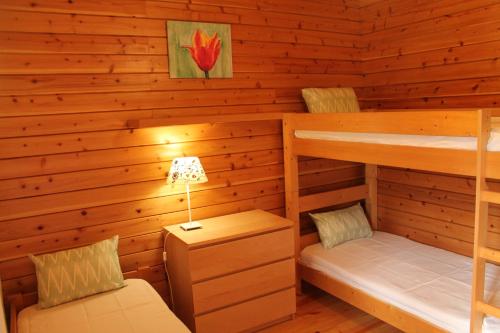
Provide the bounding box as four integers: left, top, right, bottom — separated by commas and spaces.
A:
300, 231, 500, 333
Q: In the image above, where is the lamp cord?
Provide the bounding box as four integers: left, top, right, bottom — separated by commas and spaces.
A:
163, 231, 175, 311
186, 183, 192, 225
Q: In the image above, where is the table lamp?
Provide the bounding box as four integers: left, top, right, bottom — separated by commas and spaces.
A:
167, 156, 208, 231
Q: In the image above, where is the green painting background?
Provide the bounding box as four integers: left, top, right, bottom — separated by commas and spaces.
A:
167, 21, 233, 79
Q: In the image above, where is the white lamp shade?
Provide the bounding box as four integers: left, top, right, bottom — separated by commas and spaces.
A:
166, 157, 208, 185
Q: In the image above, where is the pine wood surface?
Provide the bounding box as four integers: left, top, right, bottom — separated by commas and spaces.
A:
260, 283, 402, 333
2, 0, 500, 322
357, 0, 500, 258
358, 0, 500, 108
164, 209, 292, 248
470, 110, 491, 331
165, 210, 295, 332
192, 258, 295, 314
285, 110, 479, 136
0, 0, 364, 305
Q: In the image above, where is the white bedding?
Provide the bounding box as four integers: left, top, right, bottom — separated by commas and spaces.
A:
295, 129, 500, 151
300, 232, 500, 333
18, 279, 190, 333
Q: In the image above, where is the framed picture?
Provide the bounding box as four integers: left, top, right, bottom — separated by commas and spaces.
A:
167, 21, 233, 79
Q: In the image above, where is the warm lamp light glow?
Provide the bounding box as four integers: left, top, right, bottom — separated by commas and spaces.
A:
167, 157, 208, 231
166, 157, 208, 186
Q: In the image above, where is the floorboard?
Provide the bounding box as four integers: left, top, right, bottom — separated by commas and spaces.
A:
260, 284, 402, 333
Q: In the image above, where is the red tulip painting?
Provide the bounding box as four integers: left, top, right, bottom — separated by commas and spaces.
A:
183, 30, 222, 78
167, 21, 233, 79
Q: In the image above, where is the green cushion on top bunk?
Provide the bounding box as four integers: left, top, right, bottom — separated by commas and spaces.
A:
310, 203, 373, 249
302, 87, 360, 113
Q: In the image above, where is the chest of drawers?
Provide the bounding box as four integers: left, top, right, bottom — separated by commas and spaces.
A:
164, 209, 296, 333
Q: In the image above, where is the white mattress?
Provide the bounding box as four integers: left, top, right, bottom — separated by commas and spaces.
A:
18, 279, 190, 333
295, 129, 500, 151
300, 232, 500, 333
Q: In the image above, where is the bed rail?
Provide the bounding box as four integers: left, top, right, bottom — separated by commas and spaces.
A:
297, 184, 372, 252
283, 109, 500, 179
285, 110, 479, 136
299, 185, 368, 213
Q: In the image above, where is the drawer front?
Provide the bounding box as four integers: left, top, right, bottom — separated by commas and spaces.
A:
195, 288, 296, 333
192, 258, 295, 314
189, 228, 294, 282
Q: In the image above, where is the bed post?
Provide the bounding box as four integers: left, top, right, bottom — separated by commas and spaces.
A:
470, 109, 492, 333
8, 294, 23, 333
365, 164, 378, 230
282, 114, 301, 294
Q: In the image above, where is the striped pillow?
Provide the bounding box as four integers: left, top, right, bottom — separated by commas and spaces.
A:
30, 236, 125, 308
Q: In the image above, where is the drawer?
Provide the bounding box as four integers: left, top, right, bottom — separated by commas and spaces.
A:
195, 288, 296, 333
192, 258, 295, 314
188, 228, 294, 282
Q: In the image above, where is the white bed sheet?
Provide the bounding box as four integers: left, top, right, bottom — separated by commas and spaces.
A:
18, 279, 190, 333
300, 232, 500, 333
295, 129, 500, 151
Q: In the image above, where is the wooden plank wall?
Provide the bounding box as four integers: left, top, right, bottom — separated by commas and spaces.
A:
0, 1, 366, 303
3, 0, 497, 306
357, 0, 500, 256
358, 0, 500, 108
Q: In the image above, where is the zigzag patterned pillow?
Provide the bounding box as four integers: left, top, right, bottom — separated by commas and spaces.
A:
30, 235, 125, 308
310, 203, 373, 249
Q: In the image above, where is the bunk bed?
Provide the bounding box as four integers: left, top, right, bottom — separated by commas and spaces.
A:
282, 109, 500, 333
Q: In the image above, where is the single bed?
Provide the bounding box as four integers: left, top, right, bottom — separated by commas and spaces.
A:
16, 279, 190, 333
300, 232, 500, 333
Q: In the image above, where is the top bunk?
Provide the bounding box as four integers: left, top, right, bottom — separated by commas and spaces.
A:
283, 109, 500, 179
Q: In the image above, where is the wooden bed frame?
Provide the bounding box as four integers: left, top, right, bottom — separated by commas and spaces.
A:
282, 109, 500, 333
7, 294, 29, 333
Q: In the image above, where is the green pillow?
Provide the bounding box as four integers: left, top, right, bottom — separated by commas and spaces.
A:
30, 236, 125, 308
310, 203, 372, 249
302, 87, 360, 113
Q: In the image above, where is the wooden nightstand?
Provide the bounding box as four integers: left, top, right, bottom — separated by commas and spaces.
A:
164, 209, 296, 333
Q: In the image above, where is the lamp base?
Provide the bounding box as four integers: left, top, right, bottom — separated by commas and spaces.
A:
180, 221, 203, 231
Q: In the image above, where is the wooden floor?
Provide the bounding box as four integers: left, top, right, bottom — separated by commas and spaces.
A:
260, 284, 402, 333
